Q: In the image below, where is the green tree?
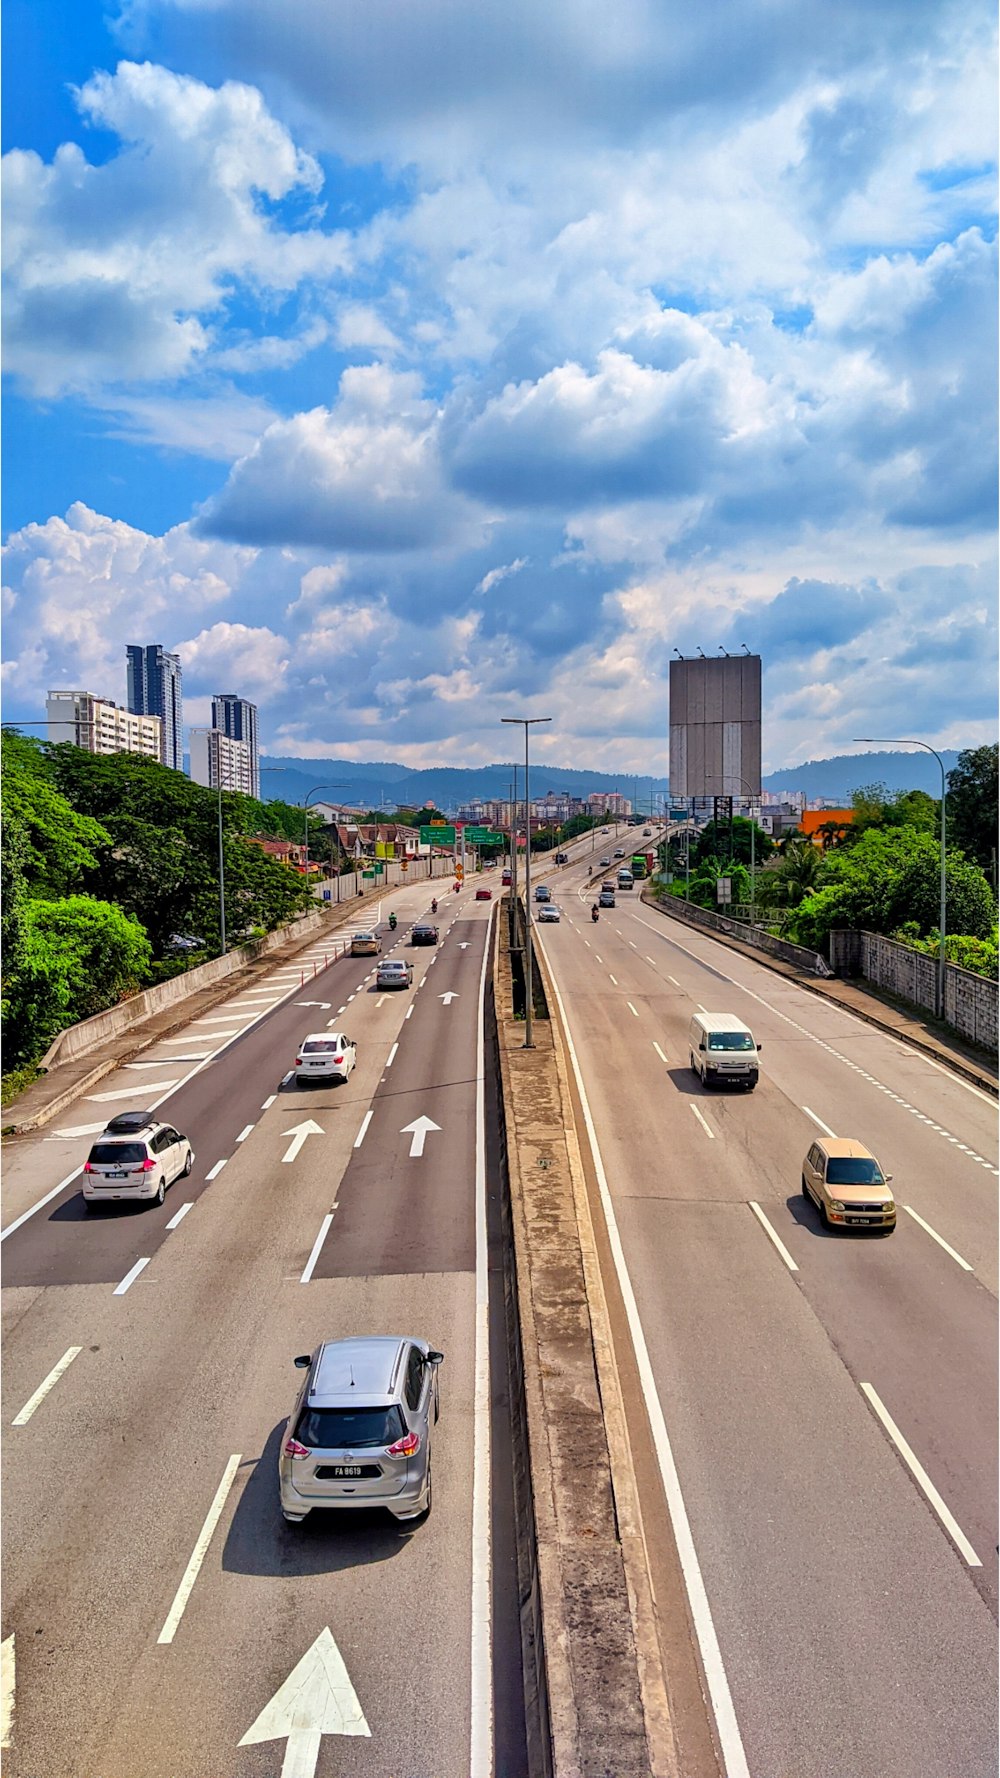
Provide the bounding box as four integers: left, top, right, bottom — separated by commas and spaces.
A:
2, 742, 111, 898
788, 828, 996, 950
946, 744, 999, 872
692, 817, 774, 869
4, 896, 152, 1069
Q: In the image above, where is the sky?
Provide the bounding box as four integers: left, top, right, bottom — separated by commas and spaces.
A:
2, 0, 997, 775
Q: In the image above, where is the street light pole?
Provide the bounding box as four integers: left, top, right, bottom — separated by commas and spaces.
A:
502, 716, 551, 1047
302, 782, 350, 896
707, 773, 759, 922
855, 738, 948, 1019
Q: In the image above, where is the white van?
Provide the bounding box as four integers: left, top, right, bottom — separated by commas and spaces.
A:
616, 867, 634, 890
688, 1013, 761, 1089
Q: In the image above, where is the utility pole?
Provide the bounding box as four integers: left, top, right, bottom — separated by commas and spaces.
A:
502, 717, 551, 1047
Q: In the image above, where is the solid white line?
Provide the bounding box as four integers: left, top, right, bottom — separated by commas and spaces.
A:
300, 1213, 335, 1284
902, 1205, 974, 1271
165, 1202, 193, 1230
626, 1002, 639, 1018
749, 1202, 799, 1272
113, 1257, 150, 1296
1, 1634, 13, 1750
157, 1454, 242, 1643
236, 1124, 254, 1143
690, 1104, 715, 1140
261, 1094, 276, 1110
12, 1347, 83, 1425
386, 1042, 399, 1067
859, 1383, 981, 1565
470, 915, 493, 1777
543, 964, 751, 1777
206, 1159, 228, 1180
802, 1105, 836, 1137
653, 1042, 669, 1064
354, 1110, 374, 1148
1, 1166, 90, 1241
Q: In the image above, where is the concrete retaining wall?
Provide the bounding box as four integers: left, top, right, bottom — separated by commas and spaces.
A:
829, 930, 998, 1051
651, 891, 833, 975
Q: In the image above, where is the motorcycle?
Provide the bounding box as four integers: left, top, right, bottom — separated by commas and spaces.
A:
431, 898, 438, 914
591, 906, 599, 923
388, 912, 397, 930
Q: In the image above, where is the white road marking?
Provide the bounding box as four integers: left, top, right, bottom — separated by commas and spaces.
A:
261, 1094, 276, 1110
902, 1206, 974, 1271
376, 995, 387, 1007
584, 940, 592, 949
165, 1202, 193, 1230
0, 1634, 13, 1750
471, 878, 493, 1777
749, 1202, 798, 1272
440, 990, 460, 1004
281, 1120, 324, 1164
646, 955, 656, 964
802, 1105, 836, 1137
238, 1626, 370, 1766
543, 965, 751, 1778
46, 1121, 110, 1140
608, 974, 618, 985
300, 1213, 335, 1284
594, 953, 603, 963
157, 1454, 242, 1643
690, 1104, 715, 1139
113, 1257, 150, 1296
406, 1004, 414, 1018
626, 1002, 639, 1018
206, 1159, 228, 1180
191, 1014, 256, 1026
354, 1110, 374, 1148
402, 1115, 441, 1157
860, 1383, 982, 1565
281, 1071, 294, 1084
12, 1346, 83, 1425
85, 1079, 180, 1102
667, 974, 680, 986
236, 1124, 254, 1143
337, 1005, 347, 1014
652, 1042, 669, 1064
386, 1042, 399, 1067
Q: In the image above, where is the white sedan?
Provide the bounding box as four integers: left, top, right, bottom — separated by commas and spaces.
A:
295, 1032, 357, 1084
536, 904, 561, 922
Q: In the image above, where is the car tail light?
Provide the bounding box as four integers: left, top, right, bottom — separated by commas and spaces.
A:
333, 1055, 343, 1065
83, 1161, 93, 1172
140, 1159, 157, 1171
387, 1429, 420, 1458
283, 1438, 309, 1458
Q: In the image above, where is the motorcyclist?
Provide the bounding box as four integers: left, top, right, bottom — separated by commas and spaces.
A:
591, 904, 599, 923
388, 911, 397, 930
431, 897, 438, 914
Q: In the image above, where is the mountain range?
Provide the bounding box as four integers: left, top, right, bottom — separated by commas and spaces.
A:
259, 750, 963, 813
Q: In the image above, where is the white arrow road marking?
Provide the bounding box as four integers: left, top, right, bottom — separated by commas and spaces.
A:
281, 1120, 325, 1164
457, 942, 471, 948
295, 1001, 331, 1010
239, 1626, 371, 1775
401, 1115, 441, 1158
1, 1633, 14, 1750
439, 991, 460, 1005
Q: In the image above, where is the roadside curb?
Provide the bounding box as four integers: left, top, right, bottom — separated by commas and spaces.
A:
642, 891, 998, 1098
495, 909, 678, 1777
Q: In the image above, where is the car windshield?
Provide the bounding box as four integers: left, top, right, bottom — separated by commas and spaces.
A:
707, 1033, 754, 1051
826, 1159, 884, 1185
295, 1405, 406, 1448
88, 1142, 147, 1165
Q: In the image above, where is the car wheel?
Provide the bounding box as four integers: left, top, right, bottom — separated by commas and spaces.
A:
419, 1459, 433, 1519
182, 1148, 193, 1177
153, 1175, 166, 1208
801, 1173, 811, 1202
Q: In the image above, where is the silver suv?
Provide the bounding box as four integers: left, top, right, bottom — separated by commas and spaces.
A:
279, 1336, 442, 1524
83, 1110, 194, 1208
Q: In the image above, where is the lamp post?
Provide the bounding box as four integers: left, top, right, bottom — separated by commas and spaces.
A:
854, 738, 948, 1018
302, 783, 351, 896
509, 765, 519, 938
502, 716, 551, 1047
707, 773, 759, 926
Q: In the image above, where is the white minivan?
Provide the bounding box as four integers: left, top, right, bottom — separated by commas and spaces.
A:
689, 1012, 761, 1089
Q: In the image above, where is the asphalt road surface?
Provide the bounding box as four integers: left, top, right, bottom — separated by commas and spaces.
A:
535, 863, 998, 1778
1, 879, 527, 1778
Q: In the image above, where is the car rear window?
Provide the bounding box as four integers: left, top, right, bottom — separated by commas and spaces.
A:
302, 1040, 339, 1053
381, 962, 405, 971
707, 1032, 754, 1050
825, 1159, 883, 1185
295, 1405, 406, 1448
88, 1142, 147, 1165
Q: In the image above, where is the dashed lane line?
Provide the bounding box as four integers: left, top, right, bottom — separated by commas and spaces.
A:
748, 1203, 798, 1272
11, 1347, 83, 1425
690, 1104, 715, 1140
157, 1455, 242, 1644
165, 1202, 193, 1231
113, 1257, 150, 1296
860, 1384, 981, 1566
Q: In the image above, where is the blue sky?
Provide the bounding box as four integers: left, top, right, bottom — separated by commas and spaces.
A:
2, 0, 996, 773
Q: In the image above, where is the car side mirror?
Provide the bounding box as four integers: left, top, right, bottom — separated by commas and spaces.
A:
426, 1350, 444, 1366
699, 1040, 706, 1051
757, 1043, 762, 1051
885, 1174, 894, 1183
294, 1354, 311, 1369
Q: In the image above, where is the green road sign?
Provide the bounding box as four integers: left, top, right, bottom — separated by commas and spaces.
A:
420, 825, 456, 845
464, 827, 505, 845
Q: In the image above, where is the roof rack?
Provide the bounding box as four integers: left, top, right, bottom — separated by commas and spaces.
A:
103, 1110, 159, 1135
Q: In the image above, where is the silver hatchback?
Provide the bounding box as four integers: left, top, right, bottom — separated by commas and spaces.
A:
279, 1336, 442, 1524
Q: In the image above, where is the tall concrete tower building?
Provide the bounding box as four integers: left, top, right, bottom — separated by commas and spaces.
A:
126, 643, 184, 771
211, 694, 260, 799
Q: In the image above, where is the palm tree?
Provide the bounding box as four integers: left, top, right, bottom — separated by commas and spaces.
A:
777, 838, 824, 905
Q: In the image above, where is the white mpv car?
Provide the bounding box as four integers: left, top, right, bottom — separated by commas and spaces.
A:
83, 1111, 194, 1208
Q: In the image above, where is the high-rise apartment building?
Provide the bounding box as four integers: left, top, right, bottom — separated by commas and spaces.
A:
126, 643, 183, 771
211, 694, 260, 799
46, 691, 162, 760
188, 727, 255, 797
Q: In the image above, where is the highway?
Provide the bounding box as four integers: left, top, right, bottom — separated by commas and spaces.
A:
535, 855, 998, 1778
1, 881, 521, 1778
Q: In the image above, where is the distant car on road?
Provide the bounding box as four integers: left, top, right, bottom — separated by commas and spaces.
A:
802, 1138, 895, 1233
536, 904, 561, 922
167, 933, 204, 953
295, 1032, 357, 1084
614, 847, 626, 858
599, 856, 611, 867
598, 890, 615, 907
555, 851, 569, 863
475, 887, 492, 900
411, 923, 439, 945
351, 931, 381, 956
83, 1111, 193, 1209
502, 870, 512, 885
279, 1336, 443, 1524
534, 884, 551, 901
377, 959, 414, 989
643, 828, 652, 837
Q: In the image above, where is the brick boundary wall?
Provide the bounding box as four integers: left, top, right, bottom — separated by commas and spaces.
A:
830, 930, 998, 1052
